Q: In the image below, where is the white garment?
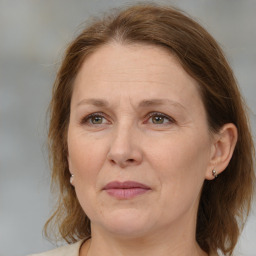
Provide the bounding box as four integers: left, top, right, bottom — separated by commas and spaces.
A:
28, 240, 84, 256
28, 239, 219, 256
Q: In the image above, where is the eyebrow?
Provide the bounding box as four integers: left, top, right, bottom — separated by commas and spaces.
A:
77, 98, 185, 110
77, 98, 109, 107
138, 99, 185, 109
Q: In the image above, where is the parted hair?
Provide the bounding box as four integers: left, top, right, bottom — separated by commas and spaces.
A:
44, 3, 255, 255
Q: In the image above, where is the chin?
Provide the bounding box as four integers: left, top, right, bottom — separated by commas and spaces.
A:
95, 209, 153, 238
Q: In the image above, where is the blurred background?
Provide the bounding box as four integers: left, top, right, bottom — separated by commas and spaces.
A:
0, 0, 255, 255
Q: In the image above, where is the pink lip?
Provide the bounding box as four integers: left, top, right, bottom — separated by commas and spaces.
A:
103, 181, 151, 199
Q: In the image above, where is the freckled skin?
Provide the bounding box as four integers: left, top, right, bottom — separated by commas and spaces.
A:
68, 44, 212, 256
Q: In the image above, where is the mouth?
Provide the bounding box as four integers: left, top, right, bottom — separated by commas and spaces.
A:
103, 181, 151, 199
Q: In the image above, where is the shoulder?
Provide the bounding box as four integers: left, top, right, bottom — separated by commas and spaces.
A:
27, 240, 84, 256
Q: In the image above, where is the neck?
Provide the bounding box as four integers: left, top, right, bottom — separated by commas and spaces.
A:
84, 233, 207, 256
81, 216, 208, 256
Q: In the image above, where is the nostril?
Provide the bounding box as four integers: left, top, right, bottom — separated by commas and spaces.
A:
127, 159, 134, 162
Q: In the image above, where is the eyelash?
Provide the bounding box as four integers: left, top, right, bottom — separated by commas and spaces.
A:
80, 112, 108, 125
146, 112, 176, 125
80, 112, 176, 126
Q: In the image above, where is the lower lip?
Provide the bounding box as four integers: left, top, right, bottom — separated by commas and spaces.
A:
105, 188, 150, 199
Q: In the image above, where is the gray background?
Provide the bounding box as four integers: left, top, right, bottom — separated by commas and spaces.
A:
0, 0, 255, 256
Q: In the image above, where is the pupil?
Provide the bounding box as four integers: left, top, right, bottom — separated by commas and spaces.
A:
153, 116, 163, 124
92, 116, 102, 124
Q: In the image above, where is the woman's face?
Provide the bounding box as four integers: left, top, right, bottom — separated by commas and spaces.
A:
67, 43, 215, 238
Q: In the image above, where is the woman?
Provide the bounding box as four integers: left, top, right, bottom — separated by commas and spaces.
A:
30, 3, 255, 256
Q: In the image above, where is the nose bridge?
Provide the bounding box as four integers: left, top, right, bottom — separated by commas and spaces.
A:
107, 120, 142, 167
111, 120, 135, 155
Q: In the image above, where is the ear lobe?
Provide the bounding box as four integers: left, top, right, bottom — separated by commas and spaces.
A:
205, 123, 238, 180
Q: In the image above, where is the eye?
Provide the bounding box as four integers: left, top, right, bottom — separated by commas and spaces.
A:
80, 112, 109, 126
147, 112, 175, 125
90, 115, 104, 124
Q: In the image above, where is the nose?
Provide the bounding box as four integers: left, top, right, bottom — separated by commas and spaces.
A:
107, 125, 143, 168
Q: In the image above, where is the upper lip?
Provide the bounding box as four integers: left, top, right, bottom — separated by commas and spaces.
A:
103, 181, 151, 190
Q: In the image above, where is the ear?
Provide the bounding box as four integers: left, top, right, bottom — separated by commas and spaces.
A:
205, 123, 238, 180
67, 153, 75, 186
67, 152, 73, 173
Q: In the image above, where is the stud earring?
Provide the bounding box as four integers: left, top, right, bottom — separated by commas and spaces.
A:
212, 169, 218, 179
70, 174, 74, 185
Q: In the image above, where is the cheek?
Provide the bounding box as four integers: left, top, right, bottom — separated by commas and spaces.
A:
149, 130, 210, 170
147, 131, 211, 202
67, 132, 109, 217
67, 132, 108, 183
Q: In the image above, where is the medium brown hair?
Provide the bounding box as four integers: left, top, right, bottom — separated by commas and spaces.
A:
45, 4, 255, 255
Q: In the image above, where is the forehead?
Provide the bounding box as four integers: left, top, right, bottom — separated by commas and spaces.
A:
72, 43, 203, 111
